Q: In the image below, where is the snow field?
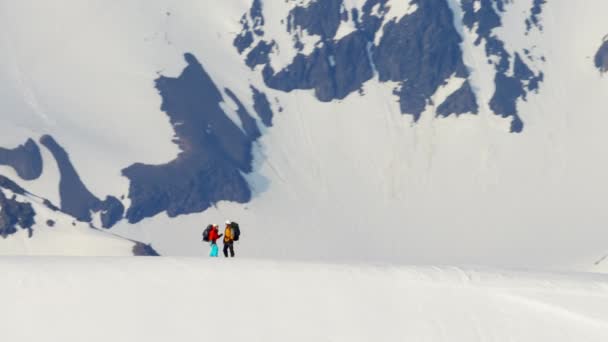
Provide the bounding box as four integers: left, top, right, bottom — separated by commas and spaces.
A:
2, 257, 608, 342
1, 0, 608, 271
0, 188, 138, 256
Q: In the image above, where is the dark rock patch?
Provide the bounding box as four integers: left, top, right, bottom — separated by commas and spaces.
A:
0, 190, 35, 238
40, 135, 101, 222
246, 41, 275, 69
461, 0, 543, 132
595, 39, 608, 73
0, 175, 26, 195
224, 89, 262, 140
437, 81, 479, 117
99, 196, 124, 229
43, 199, 60, 212
132, 242, 161, 256
250, 0, 264, 35
38, 137, 121, 227
235, 0, 545, 132
0, 139, 43, 181
263, 30, 374, 102
234, 29, 254, 54
287, 0, 343, 40
46, 219, 55, 227
243, 0, 471, 123
514, 53, 534, 80
251, 86, 274, 127
490, 73, 526, 133
358, 0, 389, 39
122, 53, 259, 224
462, 0, 502, 43
526, 0, 546, 32
233, 0, 265, 53
375, 0, 469, 120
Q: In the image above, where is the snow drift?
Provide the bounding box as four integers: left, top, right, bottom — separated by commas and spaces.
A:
2, 257, 608, 342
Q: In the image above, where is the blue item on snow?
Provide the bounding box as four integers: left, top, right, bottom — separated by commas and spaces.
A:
210, 243, 219, 257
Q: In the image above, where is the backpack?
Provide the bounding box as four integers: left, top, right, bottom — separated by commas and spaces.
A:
202, 224, 213, 242
230, 222, 241, 241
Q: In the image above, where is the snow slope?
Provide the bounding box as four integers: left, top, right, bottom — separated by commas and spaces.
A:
109, 0, 608, 270
2, 257, 608, 342
0, 187, 152, 256
0, 0, 607, 271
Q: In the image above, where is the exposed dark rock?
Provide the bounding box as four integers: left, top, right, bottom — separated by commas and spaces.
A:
375, 0, 469, 120
287, 0, 343, 40
132, 242, 161, 256
233, 0, 265, 53
462, 0, 543, 132
0, 175, 26, 195
462, 0, 502, 44
40, 135, 101, 222
250, 0, 265, 36
122, 53, 257, 224
490, 73, 526, 133
595, 39, 608, 73
99, 196, 124, 229
246, 41, 275, 69
264, 30, 374, 102
513, 53, 534, 80
253, 0, 470, 122
0, 190, 35, 238
46, 219, 55, 227
341, 4, 349, 22
526, 0, 546, 32
0, 139, 43, 181
37, 138, 122, 228
528, 72, 543, 92
224, 89, 261, 140
43, 199, 60, 212
437, 81, 479, 117
251, 86, 274, 127
263, 0, 377, 100
359, 0, 389, 39
234, 28, 254, 54
494, 1, 507, 12
236, 0, 545, 132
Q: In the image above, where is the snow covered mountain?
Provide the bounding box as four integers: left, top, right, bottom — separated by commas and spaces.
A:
0, 0, 607, 268
0, 175, 157, 255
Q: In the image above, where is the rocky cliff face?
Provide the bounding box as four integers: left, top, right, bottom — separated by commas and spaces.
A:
235, 0, 545, 132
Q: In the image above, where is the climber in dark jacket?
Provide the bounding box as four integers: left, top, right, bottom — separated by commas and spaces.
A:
223, 221, 235, 258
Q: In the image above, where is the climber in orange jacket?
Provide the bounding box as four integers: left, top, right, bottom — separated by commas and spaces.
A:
223, 220, 236, 258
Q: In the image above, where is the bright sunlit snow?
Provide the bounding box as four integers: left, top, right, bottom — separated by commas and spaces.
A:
2, 258, 608, 342
0, 0, 606, 269
1, 0, 608, 339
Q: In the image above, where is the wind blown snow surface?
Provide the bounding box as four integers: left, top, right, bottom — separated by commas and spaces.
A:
1, 1, 608, 270
2, 257, 608, 342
